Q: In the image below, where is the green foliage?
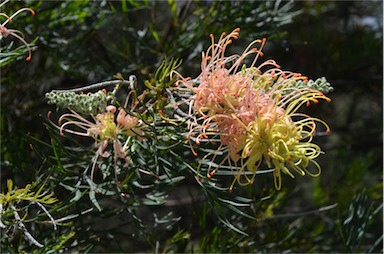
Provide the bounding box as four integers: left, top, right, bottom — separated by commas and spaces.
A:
337, 191, 382, 253
36, 231, 76, 254
200, 0, 301, 39
0, 39, 38, 67
1, 179, 57, 205
0, 0, 37, 65
194, 226, 246, 253
0, 179, 74, 252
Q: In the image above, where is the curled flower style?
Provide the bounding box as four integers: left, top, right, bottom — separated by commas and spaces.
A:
116, 108, 144, 137
174, 28, 332, 191
0, 0, 35, 61
232, 88, 331, 190
48, 104, 144, 180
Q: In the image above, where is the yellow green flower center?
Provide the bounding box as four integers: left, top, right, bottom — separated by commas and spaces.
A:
240, 110, 323, 190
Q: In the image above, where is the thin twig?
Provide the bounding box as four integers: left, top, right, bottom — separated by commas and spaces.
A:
0, 204, 6, 229
39, 208, 94, 225
33, 201, 57, 230
165, 88, 193, 119
12, 205, 44, 248
51, 76, 136, 93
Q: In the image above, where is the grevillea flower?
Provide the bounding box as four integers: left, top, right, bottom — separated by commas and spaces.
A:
232, 88, 331, 190
0, 0, 35, 61
174, 28, 332, 191
49, 104, 144, 180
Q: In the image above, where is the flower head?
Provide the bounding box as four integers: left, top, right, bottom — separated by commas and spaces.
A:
236, 88, 331, 190
176, 28, 332, 190
49, 103, 144, 181
55, 105, 143, 141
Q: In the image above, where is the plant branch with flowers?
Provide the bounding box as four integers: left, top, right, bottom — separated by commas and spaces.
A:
42, 28, 333, 237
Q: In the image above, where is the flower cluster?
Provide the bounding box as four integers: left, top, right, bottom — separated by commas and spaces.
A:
46, 90, 108, 115
175, 28, 332, 191
48, 90, 144, 182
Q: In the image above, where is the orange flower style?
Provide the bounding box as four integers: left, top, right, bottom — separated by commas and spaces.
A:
175, 28, 332, 191
0, 0, 35, 61
49, 104, 144, 180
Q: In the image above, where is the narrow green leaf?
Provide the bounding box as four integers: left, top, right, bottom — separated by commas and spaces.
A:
85, 178, 101, 211
51, 138, 65, 173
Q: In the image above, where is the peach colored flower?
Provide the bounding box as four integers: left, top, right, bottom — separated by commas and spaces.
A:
49, 105, 144, 181
175, 28, 332, 191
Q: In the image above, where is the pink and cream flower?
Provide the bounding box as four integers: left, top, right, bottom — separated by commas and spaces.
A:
175, 28, 331, 191
49, 105, 144, 180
